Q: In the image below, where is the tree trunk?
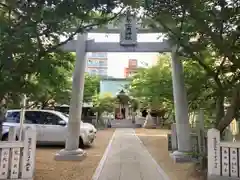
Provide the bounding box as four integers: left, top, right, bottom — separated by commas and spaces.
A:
217, 86, 240, 133
41, 100, 50, 109
0, 98, 7, 141
215, 95, 225, 126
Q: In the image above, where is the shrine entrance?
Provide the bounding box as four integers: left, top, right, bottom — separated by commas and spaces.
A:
55, 12, 192, 162
115, 90, 130, 120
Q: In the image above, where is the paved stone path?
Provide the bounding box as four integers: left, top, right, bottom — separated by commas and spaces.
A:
92, 128, 169, 180
111, 119, 137, 128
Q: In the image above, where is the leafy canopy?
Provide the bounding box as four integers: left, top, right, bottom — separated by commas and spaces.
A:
93, 93, 116, 114
0, 0, 123, 106
128, 54, 216, 121
137, 0, 240, 132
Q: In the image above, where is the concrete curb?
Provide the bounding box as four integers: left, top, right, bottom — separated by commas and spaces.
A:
134, 129, 170, 180
91, 129, 116, 180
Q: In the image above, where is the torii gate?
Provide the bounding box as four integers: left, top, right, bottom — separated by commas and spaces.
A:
55, 14, 192, 161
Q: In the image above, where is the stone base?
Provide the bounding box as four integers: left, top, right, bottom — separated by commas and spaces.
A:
170, 150, 193, 163
54, 148, 87, 161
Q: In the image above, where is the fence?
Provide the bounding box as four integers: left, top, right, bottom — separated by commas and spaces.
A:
168, 110, 207, 155
208, 128, 240, 180
0, 126, 36, 180
168, 123, 207, 157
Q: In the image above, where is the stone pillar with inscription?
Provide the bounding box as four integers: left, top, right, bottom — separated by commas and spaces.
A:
207, 128, 221, 177
170, 47, 192, 162
55, 34, 87, 161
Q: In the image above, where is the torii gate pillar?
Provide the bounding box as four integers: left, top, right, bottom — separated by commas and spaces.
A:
55, 34, 87, 161
170, 47, 192, 162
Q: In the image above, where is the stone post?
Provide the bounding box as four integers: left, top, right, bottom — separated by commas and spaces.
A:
197, 109, 206, 155
55, 34, 87, 161
170, 47, 192, 162
171, 123, 178, 150
207, 128, 221, 177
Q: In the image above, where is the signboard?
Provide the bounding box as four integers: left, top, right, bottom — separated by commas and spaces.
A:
120, 12, 137, 46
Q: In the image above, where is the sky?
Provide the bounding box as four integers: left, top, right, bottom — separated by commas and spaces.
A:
87, 33, 161, 78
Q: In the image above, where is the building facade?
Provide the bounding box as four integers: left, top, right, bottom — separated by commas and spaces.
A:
100, 78, 130, 96
124, 59, 139, 78
86, 52, 108, 77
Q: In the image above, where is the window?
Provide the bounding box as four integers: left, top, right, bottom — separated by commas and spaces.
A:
99, 60, 107, 66
41, 112, 62, 125
128, 59, 138, 68
5, 111, 20, 123
91, 52, 107, 58
5, 111, 38, 124
25, 111, 42, 124
89, 69, 98, 75
88, 59, 99, 66
88, 52, 107, 59
99, 69, 107, 75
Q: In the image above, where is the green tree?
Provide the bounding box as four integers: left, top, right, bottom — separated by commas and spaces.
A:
0, 0, 123, 106
4, 52, 74, 108
93, 93, 116, 125
26, 67, 101, 108
128, 54, 214, 123
139, 0, 240, 132
27, 52, 75, 108
84, 74, 100, 102
0, 1, 125, 136
93, 93, 116, 114
128, 54, 174, 121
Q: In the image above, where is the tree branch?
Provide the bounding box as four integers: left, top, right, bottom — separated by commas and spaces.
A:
183, 3, 239, 67
43, 7, 125, 55
151, 16, 223, 89
217, 83, 240, 132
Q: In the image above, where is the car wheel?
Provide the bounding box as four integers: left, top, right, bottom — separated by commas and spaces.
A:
79, 137, 84, 148
2, 134, 8, 141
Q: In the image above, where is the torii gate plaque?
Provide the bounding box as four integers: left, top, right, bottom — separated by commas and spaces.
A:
119, 11, 137, 46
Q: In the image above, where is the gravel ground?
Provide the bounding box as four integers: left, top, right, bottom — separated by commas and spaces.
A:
34, 128, 115, 180
135, 128, 204, 180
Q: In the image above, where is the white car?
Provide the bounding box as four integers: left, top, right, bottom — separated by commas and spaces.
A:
2, 109, 97, 147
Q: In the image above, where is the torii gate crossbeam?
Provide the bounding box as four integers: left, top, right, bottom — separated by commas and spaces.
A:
55, 14, 192, 163
63, 40, 171, 52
